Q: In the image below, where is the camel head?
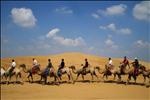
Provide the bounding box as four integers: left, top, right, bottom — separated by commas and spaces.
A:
95, 66, 100, 70
19, 64, 26, 69
69, 65, 76, 70
1, 66, 6, 70
139, 64, 146, 71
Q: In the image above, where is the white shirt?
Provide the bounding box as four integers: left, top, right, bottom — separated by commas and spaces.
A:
11, 62, 16, 68
33, 59, 38, 65
108, 60, 113, 65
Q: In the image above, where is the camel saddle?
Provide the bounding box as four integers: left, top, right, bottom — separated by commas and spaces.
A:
32, 67, 39, 74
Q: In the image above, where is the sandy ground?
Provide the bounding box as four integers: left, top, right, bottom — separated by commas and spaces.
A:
1, 52, 150, 100
1, 79, 150, 100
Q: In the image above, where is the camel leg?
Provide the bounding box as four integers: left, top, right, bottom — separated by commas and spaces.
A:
59, 76, 62, 80
18, 73, 23, 84
149, 76, 150, 84
67, 74, 71, 82
39, 75, 43, 83
117, 74, 121, 82
143, 76, 146, 83
30, 74, 33, 83
106, 74, 108, 80
5, 74, 7, 80
69, 72, 74, 83
81, 75, 84, 81
126, 75, 131, 85
44, 76, 47, 84
94, 72, 99, 81
7, 75, 12, 85
75, 74, 80, 81
91, 73, 94, 82
102, 74, 106, 81
58, 76, 62, 83
16, 74, 18, 83
27, 73, 31, 82
55, 75, 60, 84
133, 75, 137, 83
6, 76, 9, 84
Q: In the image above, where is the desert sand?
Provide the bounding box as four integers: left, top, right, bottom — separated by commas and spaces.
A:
1, 52, 150, 100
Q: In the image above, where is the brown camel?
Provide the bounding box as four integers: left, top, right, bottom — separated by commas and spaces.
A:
114, 63, 146, 84
19, 64, 41, 83
69, 65, 100, 82
101, 64, 119, 81
138, 65, 150, 84
38, 68, 60, 84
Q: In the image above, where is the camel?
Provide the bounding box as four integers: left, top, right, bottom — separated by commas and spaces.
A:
112, 64, 132, 81
101, 64, 119, 81
19, 64, 41, 83
1, 67, 7, 80
69, 65, 100, 82
2, 66, 24, 84
138, 65, 150, 84
38, 68, 60, 84
114, 63, 146, 84
57, 67, 74, 83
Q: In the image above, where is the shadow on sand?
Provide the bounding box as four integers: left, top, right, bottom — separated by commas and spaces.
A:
1, 79, 149, 88
103, 80, 150, 88
0, 81, 23, 85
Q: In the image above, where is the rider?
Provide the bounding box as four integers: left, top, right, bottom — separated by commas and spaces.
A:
105, 57, 114, 74
44, 59, 53, 75
58, 59, 65, 75
9, 59, 16, 74
107, 57, 113, 70
120, 56, 130, 73
32, 58, 39, 73
131, 57, 140, 76
82, 58, 89, 74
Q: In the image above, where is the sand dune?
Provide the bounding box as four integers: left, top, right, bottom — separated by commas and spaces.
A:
1, 52, 150, 100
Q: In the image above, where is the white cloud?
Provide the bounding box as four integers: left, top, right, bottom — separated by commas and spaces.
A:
105, 35, 118, 49
46, 28, 60, 38
100, 23, 132, 35
107, 23, 116, 31
134, 40, 150, 48
98, 4, 127, 16
119, 28, 131, 35
133, 1, 150, 21
11, 8, 37, 28
105, 38, 114, 46
46, 28, 86, 47
53, 36, 85, 47
91, 13, 100, 19
55, 7, 73, 14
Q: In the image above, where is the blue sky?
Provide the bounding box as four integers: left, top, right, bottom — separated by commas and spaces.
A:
1, 1, 150, 61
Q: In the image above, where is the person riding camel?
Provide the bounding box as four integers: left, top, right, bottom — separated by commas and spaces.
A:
32, 58, 40, 73
44, 59, 54, 75
82, 58, 89, 74
131, 57, 140, 76
58, 59, 65, 76
9, 59, 16, 75
120, 56, 130, 73
105, 58, 114, 74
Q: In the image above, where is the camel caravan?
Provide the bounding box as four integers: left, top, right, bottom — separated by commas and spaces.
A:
1, 57, 150, 86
